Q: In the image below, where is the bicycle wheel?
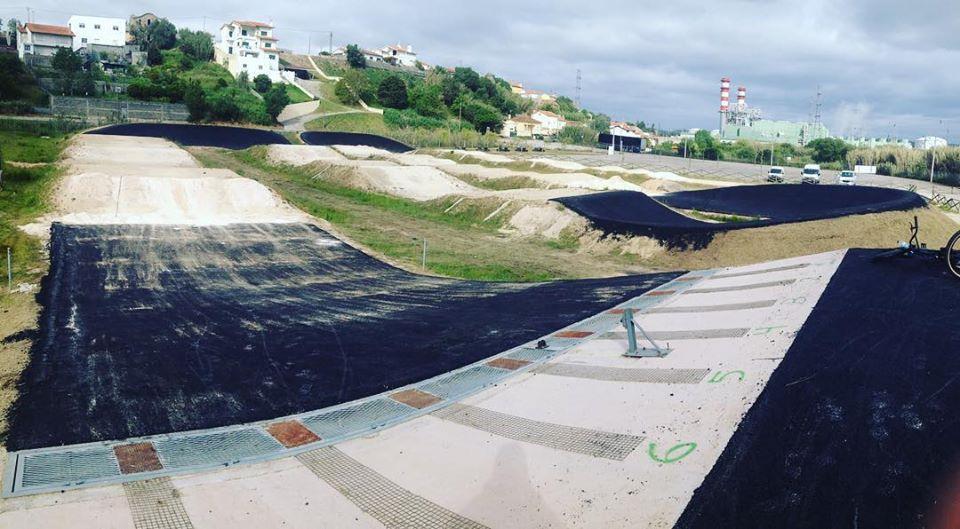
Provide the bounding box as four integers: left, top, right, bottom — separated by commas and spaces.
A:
946, 230, 960, 280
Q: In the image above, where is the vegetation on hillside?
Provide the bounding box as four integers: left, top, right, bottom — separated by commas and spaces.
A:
847, 146, 960, 185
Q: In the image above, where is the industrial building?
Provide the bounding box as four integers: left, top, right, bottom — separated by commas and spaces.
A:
716, 77, 829, 146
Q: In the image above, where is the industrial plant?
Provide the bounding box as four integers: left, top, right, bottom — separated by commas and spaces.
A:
717, 77, 829, 146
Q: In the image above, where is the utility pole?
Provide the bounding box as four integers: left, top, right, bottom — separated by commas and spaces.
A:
308, 34, 311, 55
329, 32, 333, 54
930, 148, 936, 196
575, 69, 582, 108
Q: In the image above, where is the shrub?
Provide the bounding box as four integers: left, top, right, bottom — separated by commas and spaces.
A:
346, 44, 366, 68
253, 74, 272, 94
383, 108, 445, 129
183, 81, 206, 121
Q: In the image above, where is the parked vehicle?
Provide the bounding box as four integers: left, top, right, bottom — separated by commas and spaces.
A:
497, 144, 510, 152
801, 164, 822, 184
838, 170, 857, 185
766, 166, 785, 183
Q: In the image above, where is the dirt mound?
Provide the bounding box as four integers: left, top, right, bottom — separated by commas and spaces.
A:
332, 145, 395, 159
529, 158, 586, 171
391, 153, 457, 167
353, 165, 484, 201
65, 135, 198, 168
267, 144, 345, 166
507, 204, 583, 238
450, 150, 513, 163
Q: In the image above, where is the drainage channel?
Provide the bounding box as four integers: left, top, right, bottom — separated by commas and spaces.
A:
2, 271, 714, 498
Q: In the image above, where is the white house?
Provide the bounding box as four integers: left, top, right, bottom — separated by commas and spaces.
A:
610, 121, 658, 146
502, 114, 547, 138
380, 44, 417, 67
67, 15, 126, 52
16, 23, 74, 63
531, 110, 567, 136
331, 46, 385, 63
214, 20, 282, 82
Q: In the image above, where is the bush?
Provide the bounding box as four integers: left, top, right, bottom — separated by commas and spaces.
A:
383, 108, 445, 129
146, 46, 163, 66
807, 137, 850, 163
334, 70, 372, 105
206, 88, 243, 122
377, 75, 408, 109
0, 101, 34, 115
409, 83, 446, 119
263, 85, 290, 122
183, 81, 206, 121
334, 78, 359, 105
253, 74, 272, 94
178, 29, 214, 62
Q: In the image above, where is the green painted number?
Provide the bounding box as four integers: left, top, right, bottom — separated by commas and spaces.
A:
708, 370, 745, 383
648, 442, 697, 464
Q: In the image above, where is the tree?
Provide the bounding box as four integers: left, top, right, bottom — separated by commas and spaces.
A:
6, 19, 18, 47
345, 44, 366, 69
177, 29, 214, 62
377, 75, 408, 109
146, 46, 163, 66
263, 85, 291, 122
334, 69, 372, 105
51, 48, 83, 95
409, 83, 446, 119
0, 54, 25, 99
184, 80, 206, 121
138, 18, 177, 50
807, 137, 850, 163
253, 74, 272, 94
453, 67, 480, 92
464, 99, 503, 133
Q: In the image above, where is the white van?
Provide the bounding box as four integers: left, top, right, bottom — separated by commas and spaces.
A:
838, 170, 857, 185
801, 164, 822, 184
766, 166, 785, 183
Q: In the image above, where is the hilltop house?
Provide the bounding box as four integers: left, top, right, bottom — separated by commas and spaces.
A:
214, 20, 282, 82
16, 23, 74, 65
67, 15, 126, 59
531, 110, 567, 136
380, 44, 417, 67
331, 45, 385, 64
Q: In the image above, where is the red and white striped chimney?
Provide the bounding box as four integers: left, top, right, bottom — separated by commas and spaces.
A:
720, 77, 730, 112
737, 86, 746, 110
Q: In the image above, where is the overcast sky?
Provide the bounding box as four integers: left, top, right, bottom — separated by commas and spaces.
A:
6, 0, 958, 141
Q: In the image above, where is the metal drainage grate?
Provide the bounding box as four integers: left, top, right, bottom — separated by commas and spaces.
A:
20, 447, 121, 489
505, 347, 556, 363
123, 477, 195, 529
154, 428, 282, 469
298, 447, 488, 529
433, 403, 643, 461
535, 363, 710, 384
302, 398, 414, 440
419, 365, 510, 400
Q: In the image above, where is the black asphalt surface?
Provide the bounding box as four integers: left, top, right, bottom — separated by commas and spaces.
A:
6, 223, 677, 450
88, 123, 289, 149
659, 184, 925, 221
301, 131, 413, 153
677, 249, 960, 529
554, 187, 925, 249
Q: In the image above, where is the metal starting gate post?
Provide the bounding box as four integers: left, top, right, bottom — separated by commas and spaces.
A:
6, 247, 11, 291
620, 307, 670, 358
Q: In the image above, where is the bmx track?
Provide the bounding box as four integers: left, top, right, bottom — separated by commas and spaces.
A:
555, 186, 925, 248
2, 130, 958, 529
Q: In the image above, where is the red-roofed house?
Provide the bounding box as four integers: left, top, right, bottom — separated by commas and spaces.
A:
214, 20, 282, 81
501, 114, 545, 138
531, 110, 567, 136
17, 23, 74, 64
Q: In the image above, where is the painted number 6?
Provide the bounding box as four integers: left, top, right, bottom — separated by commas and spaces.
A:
648, 442, 697, 464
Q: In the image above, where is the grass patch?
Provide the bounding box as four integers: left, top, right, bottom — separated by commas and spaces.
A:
0, 130, 71, 163
192, 146, 638, 280
307, 112, 390, 134
0, 164, 60, 286
455, 173, 544, 190
284, 83, 314, 104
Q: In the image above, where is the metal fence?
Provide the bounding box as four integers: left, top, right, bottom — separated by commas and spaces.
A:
49, 96, 189, 123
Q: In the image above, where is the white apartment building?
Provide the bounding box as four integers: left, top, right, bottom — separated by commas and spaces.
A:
67, 15, 126, 51
914, 136, 948, 150
16, 23, 73, 63
214, 20, 282, 82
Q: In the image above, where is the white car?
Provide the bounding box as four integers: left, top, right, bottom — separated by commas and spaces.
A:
838, 170, 857, 185
801, 164, 822, 184
766, 166, 785, 183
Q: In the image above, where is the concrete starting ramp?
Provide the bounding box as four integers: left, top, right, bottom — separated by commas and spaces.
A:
0, 251, 843, 528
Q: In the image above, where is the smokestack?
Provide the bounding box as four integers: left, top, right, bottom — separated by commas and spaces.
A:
720, 77, 730, 113
737, 86, 746, 110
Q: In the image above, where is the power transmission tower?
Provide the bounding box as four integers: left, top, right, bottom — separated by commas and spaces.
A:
813, 84, 822, 135
575, 69, 582, 108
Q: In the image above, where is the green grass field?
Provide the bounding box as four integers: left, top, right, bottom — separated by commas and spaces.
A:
284, 83, 314, 104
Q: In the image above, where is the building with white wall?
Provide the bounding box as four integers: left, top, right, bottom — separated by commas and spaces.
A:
914, 136, 948, 150
16, 23, 73, 64
531, 110, 567, 136
214, 20, 282, 82
380, 44, 417, 67
67, 15, 126, 52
